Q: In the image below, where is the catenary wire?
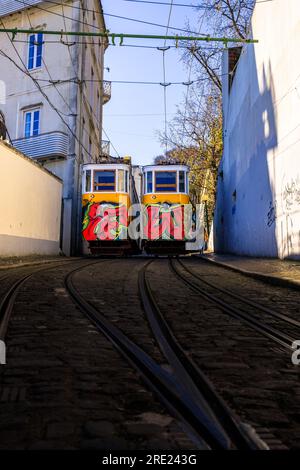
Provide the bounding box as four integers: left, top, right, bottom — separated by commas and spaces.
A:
13, 0, 120, 163
13, 0, 208, 36
181, 5, 209, 144
0, 19, 95, 164
121, 0, 274, 6
55, 6, 121, 160
162, 0, 174, 155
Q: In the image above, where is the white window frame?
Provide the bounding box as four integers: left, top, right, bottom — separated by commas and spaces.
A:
144, 171, 154, 194
27, 32, 43, 70
24, 107, 41, 138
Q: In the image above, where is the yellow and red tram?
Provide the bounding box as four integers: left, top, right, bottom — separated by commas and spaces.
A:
141, 164, 193, 254
81, 161, 138, 255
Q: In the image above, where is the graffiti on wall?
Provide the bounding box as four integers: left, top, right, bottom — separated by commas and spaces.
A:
282, 176, 300, 212
266, 177, 300, 228
82, 202, 128, 241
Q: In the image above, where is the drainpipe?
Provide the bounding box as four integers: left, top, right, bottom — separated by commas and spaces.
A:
70, 0, 83, 256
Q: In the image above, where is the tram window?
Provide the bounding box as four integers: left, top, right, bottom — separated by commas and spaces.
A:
146, 172, 153, 193
94, 170, 115, 191
155, 171, 177, 192
85, 170, 91, 192
179, 171, 185, 193
118, 169, 125, 192
125, 170, 129, 192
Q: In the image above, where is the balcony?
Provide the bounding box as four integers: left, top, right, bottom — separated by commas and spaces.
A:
103, 81, 111, 104
12, 131, 69, 160
0, 0, 42, 17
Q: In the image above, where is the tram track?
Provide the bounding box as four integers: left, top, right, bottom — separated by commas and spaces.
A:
139, 261, 268, 450
0, 274, 9, 285
0, 258, 91, 341
169, 258, 297, 351
178, 258, 300, 328
65, 260, 266, 450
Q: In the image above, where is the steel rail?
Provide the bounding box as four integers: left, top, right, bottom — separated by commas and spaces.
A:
169, 258, 295, 350
0, 258, 89, 340
64, 261, 256, 449
0, 273, 33, 339
139, 261, 266, 450
177, 258, 300, 328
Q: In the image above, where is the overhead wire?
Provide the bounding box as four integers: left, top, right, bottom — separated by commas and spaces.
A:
103, 11, 206, 35
12, 38, 221, 51
14, 0, 106, 35
162, 0, 174, 155
0, 18, 95, 163
2, 72, 231, 87
9, 0, 224, 161
53, 1, 108, 162
122, 0, 206, 7
6, 0, 256, 160
13, 0, 208, 37
59, 6, 115, 162
20, 1, 76, 118
55, 0, 121, 159
12, 1, 121, 160
60, 0, 78, 78
121, 0, 274, 6
181, 3, 210, 144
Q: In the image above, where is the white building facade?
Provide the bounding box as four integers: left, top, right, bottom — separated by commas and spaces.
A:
0, 0, 111, 255
214, 0, 300, 259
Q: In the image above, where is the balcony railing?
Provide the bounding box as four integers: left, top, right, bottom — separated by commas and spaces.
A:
103, 80, 111, 104
12, 131, 69, 160
0, 0, 42, 17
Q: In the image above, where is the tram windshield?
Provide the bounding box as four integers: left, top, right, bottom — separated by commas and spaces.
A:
155, 171, 177, 192
94, 170, 115, 192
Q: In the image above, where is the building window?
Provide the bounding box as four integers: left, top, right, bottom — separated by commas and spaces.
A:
24, 108, 40, 138
155, 171, 177, 192
88, 138, 92, 161
28, 33, 43, 70
85, 170, 91, 192
94, 170, 115, 192
118, 169, 125, 192
146, 172, 153, 193
179, 171, 185, 193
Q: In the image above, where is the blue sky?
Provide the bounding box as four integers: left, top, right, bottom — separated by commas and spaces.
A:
101, 0, 203, 166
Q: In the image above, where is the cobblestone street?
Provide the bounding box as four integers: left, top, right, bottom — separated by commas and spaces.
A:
0, 256, 300, 450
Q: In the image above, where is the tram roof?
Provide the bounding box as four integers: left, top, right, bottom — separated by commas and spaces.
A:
142, 164, 190, 172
